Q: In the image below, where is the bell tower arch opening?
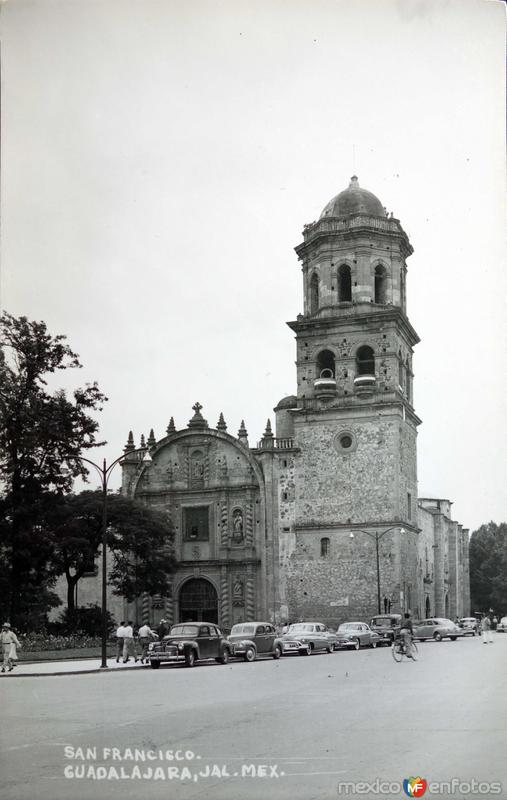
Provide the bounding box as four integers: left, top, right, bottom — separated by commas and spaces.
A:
356, 345, 375, 376
178, 578, 218, 624
374, 264, 387, 304
337, 264, 352, 302
309, 273, 319, 315
316, 349, 336, 379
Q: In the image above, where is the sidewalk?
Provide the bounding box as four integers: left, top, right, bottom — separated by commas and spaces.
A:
0, 658, 149, 678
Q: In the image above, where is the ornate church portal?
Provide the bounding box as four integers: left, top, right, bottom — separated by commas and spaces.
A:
178, 578, 218, 624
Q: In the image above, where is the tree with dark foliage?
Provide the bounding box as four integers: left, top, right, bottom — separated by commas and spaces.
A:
0, 313, 106, 628
469, 521, 507, 614
46, 490, 176, 616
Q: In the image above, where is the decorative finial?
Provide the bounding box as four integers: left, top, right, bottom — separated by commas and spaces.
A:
188, 401, 208, 429
140, 433, 146, 448
166, 416, 176, 434
124, 430, 135, 452
349, 175, 359, 187
147, 428, 156, 447
238, 420, 248, 438
263, 419, 273, 438
217, 412, 227, 431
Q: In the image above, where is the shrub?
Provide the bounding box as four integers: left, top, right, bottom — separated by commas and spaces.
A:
19, 632, 103, 652
55, 604, 116, 637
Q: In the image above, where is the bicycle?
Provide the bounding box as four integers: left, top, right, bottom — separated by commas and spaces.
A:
392, 635, 418, 662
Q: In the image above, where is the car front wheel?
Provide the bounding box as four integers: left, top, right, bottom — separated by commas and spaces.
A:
219, 649, 230, 665
353, 639, 360, 650
326, 642, 334, 653
299, 643, 312, 656
273, 645, 282, 660
150, 661, 160, 669
450, 637, 457, 641
185, 650, 196, 667
433, 632, 442, 642
244, 647, 256, 662
371, 640, 377, 649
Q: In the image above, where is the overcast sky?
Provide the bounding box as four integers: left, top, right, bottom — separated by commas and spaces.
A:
1, 0, 506, 532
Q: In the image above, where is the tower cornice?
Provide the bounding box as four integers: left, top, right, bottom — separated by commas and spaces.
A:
287, 305, 420, 347
295, 214, 413, 261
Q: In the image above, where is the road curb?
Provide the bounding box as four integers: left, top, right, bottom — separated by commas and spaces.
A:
0, 663, 150, 678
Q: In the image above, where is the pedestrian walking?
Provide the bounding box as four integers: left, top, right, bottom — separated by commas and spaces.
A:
1, 623, 21, 672
481, 614, 492, 644
138, 623, 157, 664
115, 621, 126, 663
122, 620, 138, 662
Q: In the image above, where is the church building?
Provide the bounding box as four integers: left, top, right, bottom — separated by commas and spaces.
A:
116, 176, 470, 628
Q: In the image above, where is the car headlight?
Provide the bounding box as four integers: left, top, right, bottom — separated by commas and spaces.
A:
148, 643, 154, 651
299, 638, 308, 643
178, 643, 184, 651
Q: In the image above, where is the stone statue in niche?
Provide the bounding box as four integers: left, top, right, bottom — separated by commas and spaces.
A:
232, 509, 244, 544
232, 577, 244, 605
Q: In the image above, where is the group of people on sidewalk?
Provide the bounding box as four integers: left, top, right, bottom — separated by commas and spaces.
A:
115, 621, 159, 664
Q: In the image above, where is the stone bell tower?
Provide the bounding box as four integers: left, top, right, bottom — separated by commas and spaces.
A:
279, 176, 421, 623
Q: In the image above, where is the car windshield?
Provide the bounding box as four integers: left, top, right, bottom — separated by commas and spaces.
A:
169, 625, 199, 637
435, 619, 453, 626
338, 624, 360, 631
371, 617, 396, 626
287, 624, 315, 632
501, 618, 507, 624
230, 624, 256, 636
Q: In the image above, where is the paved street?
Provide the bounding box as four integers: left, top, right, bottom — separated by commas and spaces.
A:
1, 635, 507, 800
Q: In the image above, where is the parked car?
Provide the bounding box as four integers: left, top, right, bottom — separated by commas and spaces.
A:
148, 622, 231, 668
228, 622, 283, 661
413, 618, 463, 642
336, 622, 382, 649
280, 622, 337, 655
496, 616, 507, 633
369, 614, 402, 645
458, 617, 479, 636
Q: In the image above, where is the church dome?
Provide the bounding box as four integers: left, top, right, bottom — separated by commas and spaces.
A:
274, 395, 298, 411
320, 176, 385, 219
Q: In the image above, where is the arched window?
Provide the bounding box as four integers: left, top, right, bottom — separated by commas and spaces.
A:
309, 273, 319, 315
338, 264, 352, 302
316, 349, 335, 378
356, 345, 375, 376
320, 537, 330, 557
374, 265, 387, 304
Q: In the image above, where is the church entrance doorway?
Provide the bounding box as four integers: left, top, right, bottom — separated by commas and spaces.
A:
178, 578, 218, 624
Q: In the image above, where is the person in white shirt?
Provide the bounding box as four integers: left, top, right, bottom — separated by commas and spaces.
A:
138, 623, 157, 664
115, 621, 126, 663
122, 621, 138, 663
1, 623, 21, 672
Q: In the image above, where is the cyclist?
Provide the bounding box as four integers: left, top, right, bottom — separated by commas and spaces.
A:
399, 612, 415, 659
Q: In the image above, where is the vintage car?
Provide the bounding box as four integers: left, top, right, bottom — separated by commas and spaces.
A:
458, 617, 479, 636
369, 614, 402, 645
413, 618, 463, 642
148, 622, 232, 668
281, 622, 337, 655
496, 616, 507, 633
336, 622, 382, 649
227, 622, 283, 661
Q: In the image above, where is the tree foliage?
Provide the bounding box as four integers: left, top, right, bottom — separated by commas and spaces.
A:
46, 490, 177, 611
0, 312, 107, 628
469, 521, 507, 614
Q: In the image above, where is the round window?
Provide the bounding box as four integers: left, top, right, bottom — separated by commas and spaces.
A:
333, 430, 357, 453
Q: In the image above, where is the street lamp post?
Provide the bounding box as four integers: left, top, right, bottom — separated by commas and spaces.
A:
65, 446, 150, 668
349, 526, 405, 615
